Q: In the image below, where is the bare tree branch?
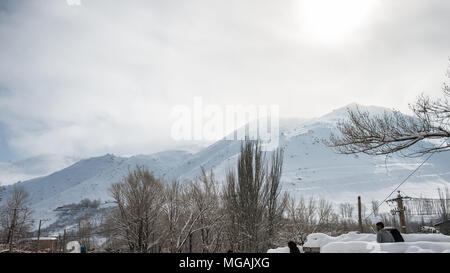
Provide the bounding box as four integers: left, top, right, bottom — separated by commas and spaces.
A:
326, 65, 450, 157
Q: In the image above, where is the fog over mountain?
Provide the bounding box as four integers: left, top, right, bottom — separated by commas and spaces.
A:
0, 0, 449, 161
1, 104, 449, 228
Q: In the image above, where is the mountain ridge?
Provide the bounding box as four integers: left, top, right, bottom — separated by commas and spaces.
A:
1, 103, 449, 228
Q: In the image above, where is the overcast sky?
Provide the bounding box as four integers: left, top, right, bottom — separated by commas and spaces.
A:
0, 0, 449, 161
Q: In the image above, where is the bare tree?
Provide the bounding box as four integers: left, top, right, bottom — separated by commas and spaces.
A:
0, 186, 4, 202
339, 202, 354, 219
107, 166, 226, 253
161, 180, 185, 253
0, 187, 34, 247
316, 198, 335, 232
188, 168, 225, 253
108, 166, 165, 253
283, 196, 316, 245
77, 214, 94, 250
437, 186, 450, 221
282, 196, 338, 245
162, 179, 217, 253
360, 203, 367, 219
327, 61, 450, 157
371, 200, 380, 217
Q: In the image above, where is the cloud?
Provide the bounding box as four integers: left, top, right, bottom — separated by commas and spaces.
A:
0, 0, 449, 160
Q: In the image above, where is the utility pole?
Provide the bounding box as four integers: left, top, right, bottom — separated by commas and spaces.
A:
58, 234, 61, 253
358, 196, 363, 233
387, 191, 409, 234
36, 220, 42, 252
0, 186, 4, 202
78, 220, 81, 242
62, 229, 67, 253
36, 219, 49, 252
397, 194, 407, 234
9, 208, 18, 253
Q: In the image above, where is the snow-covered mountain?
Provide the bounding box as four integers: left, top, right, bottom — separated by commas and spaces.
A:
0, 154, 79, 186
1, 104, 450, 228
0, 151, 193, 225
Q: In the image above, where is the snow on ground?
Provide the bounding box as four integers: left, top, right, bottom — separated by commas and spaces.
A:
304, 232, 450, 249
321, 241, 450, 253
267, 245, 304, 253
66, 241, 81, 253
295, 232, 450, 253
268, 232, 450, 253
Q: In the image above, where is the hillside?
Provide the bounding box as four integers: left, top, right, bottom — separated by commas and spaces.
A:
0, 154, 78, 186
1, 104, 450, 228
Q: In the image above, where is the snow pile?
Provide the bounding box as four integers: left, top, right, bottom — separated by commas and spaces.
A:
321, 241, 450, 253
267, 245, 304, 253
303, 232, 450, 253
66, 241, 81, 253
304, 232, 375, 249
420, 226, 439, 233
403, 233, 450, 243
304, 232, 450, 249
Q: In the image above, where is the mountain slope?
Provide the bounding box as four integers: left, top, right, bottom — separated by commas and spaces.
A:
2, 104, 449, 228
0, 154, 78, 186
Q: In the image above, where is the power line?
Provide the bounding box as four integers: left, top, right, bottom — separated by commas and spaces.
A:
364, 140, 447, 223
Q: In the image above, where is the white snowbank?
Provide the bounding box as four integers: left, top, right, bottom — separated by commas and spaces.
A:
304, 233, 373, 248
267, 245, 304, 253
402, 233, 450, 243
66, 241, 81, 253
321, 241, 450, 253
300, 232, 450, 253
303, 232, 450, 249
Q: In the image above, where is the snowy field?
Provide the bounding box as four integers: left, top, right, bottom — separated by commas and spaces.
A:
268, 232, 450, 253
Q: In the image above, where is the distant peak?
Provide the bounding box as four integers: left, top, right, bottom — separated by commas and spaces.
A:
319, 103, 395, 122
78, 153, 119, 163
342, 102, 362, 108
332, 102, 390, 112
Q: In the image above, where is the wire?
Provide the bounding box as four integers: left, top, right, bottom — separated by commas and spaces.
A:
364, 139, 447, 225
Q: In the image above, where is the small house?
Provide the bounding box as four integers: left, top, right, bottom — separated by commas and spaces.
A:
21, 237, 58, 252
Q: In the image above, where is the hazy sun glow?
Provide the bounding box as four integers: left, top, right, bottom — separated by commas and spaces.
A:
297, 0, 378, 45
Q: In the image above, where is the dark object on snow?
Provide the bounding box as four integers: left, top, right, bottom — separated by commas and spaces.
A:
376, 228, 395, 243
376, 222, 396, 243
80, 246, 87, 253
386, 228, 405, 242
288, 241, 300, 253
